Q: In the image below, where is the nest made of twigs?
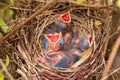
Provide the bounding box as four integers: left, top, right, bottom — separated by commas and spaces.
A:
0, 1, 112, 80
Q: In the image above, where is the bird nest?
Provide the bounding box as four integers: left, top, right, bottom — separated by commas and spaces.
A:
0, 1, 112, 80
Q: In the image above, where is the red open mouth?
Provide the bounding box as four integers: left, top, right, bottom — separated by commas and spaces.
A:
46, 34, 60, 43
60, 12, 71, 23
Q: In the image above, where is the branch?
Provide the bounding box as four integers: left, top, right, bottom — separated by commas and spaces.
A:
102, 36, 120, 80
0, 0, 56, 43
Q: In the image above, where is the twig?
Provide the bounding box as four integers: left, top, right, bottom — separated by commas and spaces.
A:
9, 7, 35, 11
16, 69, 28, 80
0, 59, 14, 80
0, 0, 56, 43
101, 67, 120, 80
109, 26, 120, 39
102, 36, 120, 80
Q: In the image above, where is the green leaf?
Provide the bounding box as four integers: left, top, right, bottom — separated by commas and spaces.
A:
0, 74, 4, 80
0, 17, 9, 33
5, 55, 10, 67
77, 0, 85, 3
116, 0, 120, 8
5, 8, 15, 20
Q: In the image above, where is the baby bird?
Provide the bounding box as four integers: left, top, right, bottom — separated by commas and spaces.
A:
78, 35, 93, 52
47, 51, 73, 70
70, 29, 93, 52
43, 31, 64, 52
55, 11, 71, 34
78, 37, 90, 52
67, 29, 93, 63
43, 29, 55, 51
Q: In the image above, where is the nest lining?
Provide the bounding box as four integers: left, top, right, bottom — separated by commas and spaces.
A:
34, 12, 95, 70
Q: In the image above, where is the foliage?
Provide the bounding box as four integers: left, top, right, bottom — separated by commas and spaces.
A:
0, 17, 9, 38
0, 0, 16, 38
5, 55, 10, 67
